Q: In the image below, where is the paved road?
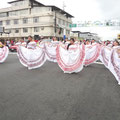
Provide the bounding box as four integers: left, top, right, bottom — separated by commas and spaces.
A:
0, 54, 120, 120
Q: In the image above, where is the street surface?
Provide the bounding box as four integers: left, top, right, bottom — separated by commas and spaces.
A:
0, 54, 120, 120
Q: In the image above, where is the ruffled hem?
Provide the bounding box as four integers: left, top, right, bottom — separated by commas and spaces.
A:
0, 46, 9, 63
17, 46, 46, 69
84, 44, 101, 66
56, 44, 85, 73
44, 42, 57, 63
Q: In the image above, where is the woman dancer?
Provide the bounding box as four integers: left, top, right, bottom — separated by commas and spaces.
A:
84, 40, 101, 66
109, 40, 120, 85
99, 41, 112, 68
0, 42, 9, 63
44, 38, 59, 63
56, 38, 85, 73
17, 36, 46, 70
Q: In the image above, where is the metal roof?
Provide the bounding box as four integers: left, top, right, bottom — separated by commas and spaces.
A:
8, 0, 45, 6
47, 5, 74, 18
8, 0, 26, 4
8, 0, 73, 18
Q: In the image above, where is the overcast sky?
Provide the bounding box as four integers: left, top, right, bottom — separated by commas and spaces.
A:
0, 0, 120, 22
1, 0, 120, 40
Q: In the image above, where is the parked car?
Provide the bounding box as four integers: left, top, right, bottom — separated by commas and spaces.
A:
9, 44, 18, 52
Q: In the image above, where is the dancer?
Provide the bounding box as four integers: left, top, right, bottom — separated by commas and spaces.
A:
84, 41, 101, 66
109, 40, 120, 85
17, 36, 46, 70
44, 39, 59, 63
51, 37, 59, 44
0, 42, 9, 63
100, 41, 113, 68
56, 38, 85, 73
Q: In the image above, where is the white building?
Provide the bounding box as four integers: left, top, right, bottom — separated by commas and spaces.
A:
71, 31, 100, 41
0, 0, 73, 41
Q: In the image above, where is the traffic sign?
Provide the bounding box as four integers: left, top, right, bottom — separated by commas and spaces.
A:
69, 24, 77, 28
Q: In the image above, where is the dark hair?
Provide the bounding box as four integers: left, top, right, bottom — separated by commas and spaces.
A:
67, 43, 71, 50
26, 36, 32, 47
84, 39, 90, 45
112, 40, 120, 47
70, 38, 75, 42
28, 35, 33, 39
67, 38, 75, 50
115, 40, 120, 45
86, 39, 90, 42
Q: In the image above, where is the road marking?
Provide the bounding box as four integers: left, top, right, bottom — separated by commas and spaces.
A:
94, 62, 104, 65
9, 53, 17, 55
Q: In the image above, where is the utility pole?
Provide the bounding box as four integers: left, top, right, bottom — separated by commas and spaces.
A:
54, 11, 57, 37
63, 1, 66, 11
63, 1, 66, 40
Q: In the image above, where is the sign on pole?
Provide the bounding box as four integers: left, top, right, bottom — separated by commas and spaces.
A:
69, 24, 77, 28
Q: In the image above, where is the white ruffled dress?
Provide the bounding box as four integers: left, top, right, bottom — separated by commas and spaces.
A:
84, 43, 101, 66
56, 43, 85, 73
17, 41, 46, 70
0, 46, 9, 63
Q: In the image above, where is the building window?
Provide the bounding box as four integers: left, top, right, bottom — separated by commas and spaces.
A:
67, 23, 70, 27
9, 11, 18, 16
58, 19, 61, 24
14, 19, 19, 24
23, 28, 28, 33
20, 9, 28, 15
63, 20, 65, 26
0, 13, 7, 17
0, 21, 3, 26
6, 20, 10, 25
5, 29, 11, 33
23, 18, 28, 24
48, 7, 51, 11
33, 17, 39, 23
67, 30, 70, 35
8, 29, 11, 33
9, 9, 28, 16
66, 22, 68, 27
41, 27, 44, 30
15, 29, 19, 33
34, 27, 39, 32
